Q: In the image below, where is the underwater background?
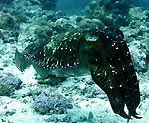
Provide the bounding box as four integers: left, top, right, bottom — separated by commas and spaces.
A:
0, 0, 148, 123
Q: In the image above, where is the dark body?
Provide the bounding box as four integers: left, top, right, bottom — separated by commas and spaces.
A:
15, 28, 141, 121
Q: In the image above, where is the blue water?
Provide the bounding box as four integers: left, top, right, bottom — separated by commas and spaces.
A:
55, 0, 149, 16
55, 0, 91, 15
133, 0, 149, 8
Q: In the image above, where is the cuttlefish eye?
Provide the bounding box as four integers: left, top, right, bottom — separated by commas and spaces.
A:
84, 30, 99, 42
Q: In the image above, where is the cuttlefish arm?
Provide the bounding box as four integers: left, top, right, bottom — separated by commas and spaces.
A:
103, 28, 141, 119
79, 28, 141, 120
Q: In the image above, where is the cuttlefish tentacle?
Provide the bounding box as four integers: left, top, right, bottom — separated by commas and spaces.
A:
80, 30, 129, 118
91, 66, 130, 119
79, 28, 141, 120
103, 28, 141, 119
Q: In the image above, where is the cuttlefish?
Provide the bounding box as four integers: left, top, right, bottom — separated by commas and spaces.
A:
15, 27, 141, 121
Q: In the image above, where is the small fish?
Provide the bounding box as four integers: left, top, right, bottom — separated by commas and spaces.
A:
15, 28, 141, 121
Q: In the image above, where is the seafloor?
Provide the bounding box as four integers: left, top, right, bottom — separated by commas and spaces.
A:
0, 0, 149, 123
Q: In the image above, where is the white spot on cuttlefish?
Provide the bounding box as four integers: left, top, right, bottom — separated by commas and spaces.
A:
116, 47, 118, 50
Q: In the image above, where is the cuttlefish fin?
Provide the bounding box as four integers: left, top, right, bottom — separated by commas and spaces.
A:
15, 49, 31, 72
15, 49, 49, 78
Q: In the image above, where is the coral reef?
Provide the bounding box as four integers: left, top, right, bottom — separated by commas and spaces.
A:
121, 7, 149, 73
129, 41, 147, 72
0, 12, 19, 43
99, 0, 132, 27
38, 0, 57, 10
0, 71, 22, 96
78, 18, 105, 30
85, 1, 105, 20
33, 92, 73, 114
0, 12, 15, 30
85, 0, 132, 27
